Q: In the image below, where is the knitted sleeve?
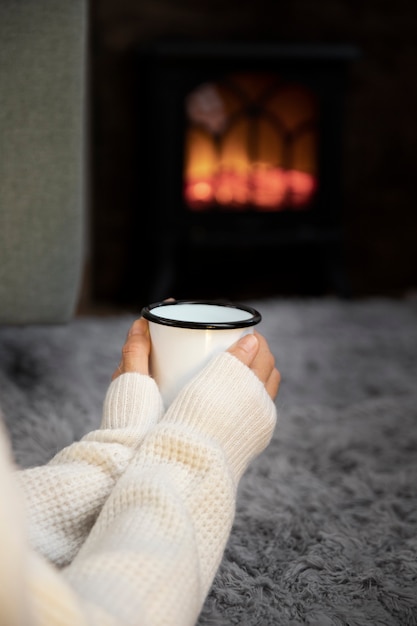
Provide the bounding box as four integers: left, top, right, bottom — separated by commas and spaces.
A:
57, 352, 277, 625
2, 352, 276, 625
15, 373, 163, 567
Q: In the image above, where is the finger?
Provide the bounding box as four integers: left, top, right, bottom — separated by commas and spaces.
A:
265, 367, 281, 400
228, 332, 279, 397
227, 333, 260, 367
126, 317, 148, 338
249, 332, 277, 385
112, 318, 150, 380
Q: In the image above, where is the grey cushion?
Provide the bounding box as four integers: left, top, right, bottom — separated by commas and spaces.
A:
0, 0, 86, 324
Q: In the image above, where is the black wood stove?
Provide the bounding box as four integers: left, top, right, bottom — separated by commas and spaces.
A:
135, 42, 358, 302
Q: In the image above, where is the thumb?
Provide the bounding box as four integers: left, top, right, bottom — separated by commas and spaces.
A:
227, 333, 259, 367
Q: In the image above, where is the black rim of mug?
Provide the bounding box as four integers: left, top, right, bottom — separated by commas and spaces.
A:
141, 300, 262, 330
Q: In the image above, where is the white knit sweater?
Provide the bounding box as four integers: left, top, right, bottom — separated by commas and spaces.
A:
0, 352, 276, 626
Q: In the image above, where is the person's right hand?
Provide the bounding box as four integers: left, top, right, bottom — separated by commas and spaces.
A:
227, 332, 280, 400
111, 318, 151, 381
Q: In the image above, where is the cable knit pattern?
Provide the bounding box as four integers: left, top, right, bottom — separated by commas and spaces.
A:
1, 352, 276, 625
16, 373, 163, 566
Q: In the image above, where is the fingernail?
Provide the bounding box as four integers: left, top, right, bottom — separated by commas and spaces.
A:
239, 333, 258, 353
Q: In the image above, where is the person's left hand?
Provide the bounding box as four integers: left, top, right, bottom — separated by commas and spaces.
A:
227, 332, 280, 400
112, 318, 151, 380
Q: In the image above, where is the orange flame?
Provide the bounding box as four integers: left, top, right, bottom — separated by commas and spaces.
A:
185, 166, 317, 211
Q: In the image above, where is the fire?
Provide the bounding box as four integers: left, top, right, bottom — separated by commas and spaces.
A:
184, 166, 317, 211
183, 75, 318, 212
192, 181, 213, 202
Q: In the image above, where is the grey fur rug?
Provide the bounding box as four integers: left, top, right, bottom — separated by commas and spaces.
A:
1, 297, 417, 625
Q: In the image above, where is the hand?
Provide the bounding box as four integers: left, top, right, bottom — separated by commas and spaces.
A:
227, 332, 280, 400
112, 318, 150, 380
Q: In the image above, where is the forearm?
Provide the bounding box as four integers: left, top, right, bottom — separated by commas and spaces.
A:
59, 353, 276, 625
16, 373, 163, 567
61, 423, 236, 626
23, 441, 234, 626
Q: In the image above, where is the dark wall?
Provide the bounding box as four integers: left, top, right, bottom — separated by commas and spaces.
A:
89, 0, 417, 305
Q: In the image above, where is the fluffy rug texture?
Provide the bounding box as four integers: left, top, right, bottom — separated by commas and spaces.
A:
1, 297, 417, 625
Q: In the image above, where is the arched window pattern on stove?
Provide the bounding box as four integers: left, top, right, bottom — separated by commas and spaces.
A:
184, 73, 318, 212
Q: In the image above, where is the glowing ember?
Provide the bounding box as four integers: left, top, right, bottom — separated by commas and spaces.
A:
184, 167, 317, 211
192, 181, 213, 202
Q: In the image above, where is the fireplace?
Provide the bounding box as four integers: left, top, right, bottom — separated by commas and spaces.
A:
184, 74, 318, 211
135, 42, 358, 302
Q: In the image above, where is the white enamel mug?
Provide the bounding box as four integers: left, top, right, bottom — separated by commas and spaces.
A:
141, 300, 262, 407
